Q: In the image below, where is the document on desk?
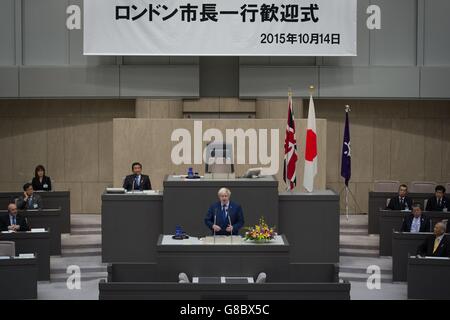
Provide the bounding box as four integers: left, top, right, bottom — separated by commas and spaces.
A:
30, 228, 46, 233
202, 235, 285, 245
202, 236, 245, 245
125, 190, 161, 195
142, 190, 160, 195
170, 175, 204, 180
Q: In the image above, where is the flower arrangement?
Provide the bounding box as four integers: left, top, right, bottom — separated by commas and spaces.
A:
244, 217, 276, 242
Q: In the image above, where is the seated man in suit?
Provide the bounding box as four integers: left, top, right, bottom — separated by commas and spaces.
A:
425, 185, 449, 211
0, 203, 30, 232
16, 183, 42, 210
204, 187, 244, 236
417, 222, 450, 257
401, 203, 431, 233
386, 184, 413, 210
122, 162, 152, 191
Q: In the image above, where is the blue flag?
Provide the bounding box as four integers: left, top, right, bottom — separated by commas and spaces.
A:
341, 108, 351, 186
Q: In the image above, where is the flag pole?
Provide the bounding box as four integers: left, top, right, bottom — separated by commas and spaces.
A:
304, 85, 315, 193
345, 185, 349, 221
287, 88, 291, 192
344, 105, 351, 221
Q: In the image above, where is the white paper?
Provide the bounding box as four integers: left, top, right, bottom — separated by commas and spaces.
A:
143, 190, 158, 194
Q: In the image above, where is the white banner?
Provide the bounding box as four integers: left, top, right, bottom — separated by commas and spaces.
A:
84, 0, 357, 56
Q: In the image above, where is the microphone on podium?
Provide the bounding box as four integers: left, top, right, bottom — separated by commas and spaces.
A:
227, 210, 233, 244
213, 208, 217, 244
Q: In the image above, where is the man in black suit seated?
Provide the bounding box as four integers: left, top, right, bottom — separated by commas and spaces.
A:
204, 187, 244, 236
16, 183, 42, 210
425, 185, 449, 212
417, 222, 450, 257
122, 162, 152, 191
0, 203, 30, 232
401, 203, 431, 233
386, 184, 413, 210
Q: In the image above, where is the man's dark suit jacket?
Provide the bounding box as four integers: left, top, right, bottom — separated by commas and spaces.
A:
401, 214, 431, 232
205, 201, 244, 236
0, 213, 30, 232
417, 234, 450, 257
386, 196, 413, 210
425, 196, 449, 211
16, 194, 42, 210
122, 174, 152, 191
32, 176, 52, 191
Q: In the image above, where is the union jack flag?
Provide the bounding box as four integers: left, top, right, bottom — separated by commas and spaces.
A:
283, 91, 298, 191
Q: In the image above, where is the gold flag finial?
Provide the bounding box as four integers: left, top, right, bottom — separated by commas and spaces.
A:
308, 85, 315, 96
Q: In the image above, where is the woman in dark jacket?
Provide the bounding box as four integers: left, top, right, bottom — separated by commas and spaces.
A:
31, 165, 52, 191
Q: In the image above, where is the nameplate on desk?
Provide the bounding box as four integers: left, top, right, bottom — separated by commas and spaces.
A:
30, 228, 46, 233
1, 230, 13, 234
18, 253, 35, 259
0, 256, 11, 260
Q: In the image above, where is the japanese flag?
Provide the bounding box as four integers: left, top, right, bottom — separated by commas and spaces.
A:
303, 95, 318, 192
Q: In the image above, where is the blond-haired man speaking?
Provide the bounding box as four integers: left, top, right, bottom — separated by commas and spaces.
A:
204, 188, 244, 236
